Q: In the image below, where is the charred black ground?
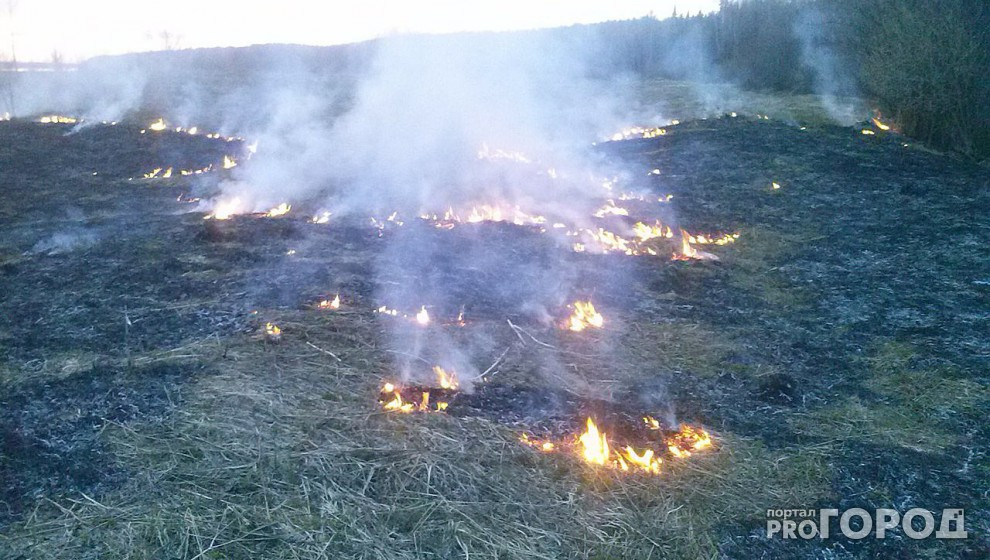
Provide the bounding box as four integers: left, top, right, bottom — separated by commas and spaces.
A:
1, 117, 988, 558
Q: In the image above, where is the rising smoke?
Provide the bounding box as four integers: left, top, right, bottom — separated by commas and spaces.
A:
794, 5, 863, 124
4, 16, 863, 393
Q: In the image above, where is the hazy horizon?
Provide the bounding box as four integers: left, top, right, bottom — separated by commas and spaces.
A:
0, 1, 720, 63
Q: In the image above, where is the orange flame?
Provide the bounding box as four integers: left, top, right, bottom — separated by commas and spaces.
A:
520, 433, 556, 452
620, 446, 662, 474
871, 117, 891, 131
575, 418, 664, 474
382, 387, 414, 413
578, 418, 610, 465
521, 416, 711, 475
264, 322, 282, 340
566, 301, 604, 332
433, 366, 458, 390
678, 230, 698, 259
667, 425, 713, 459
379, 382, 450, 413
673, 229, 723, 261
632, 221, 675, 241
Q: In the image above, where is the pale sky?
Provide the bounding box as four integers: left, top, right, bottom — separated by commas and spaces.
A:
0, 1, 720, 62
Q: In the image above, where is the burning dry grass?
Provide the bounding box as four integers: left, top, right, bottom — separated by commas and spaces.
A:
4, 111, 987, 558
0, 315, 834, 559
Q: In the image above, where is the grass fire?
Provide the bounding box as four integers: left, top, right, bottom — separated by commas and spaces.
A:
1, 3, 987, 559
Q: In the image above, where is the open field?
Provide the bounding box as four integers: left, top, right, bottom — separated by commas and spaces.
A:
1, 107, 988, 559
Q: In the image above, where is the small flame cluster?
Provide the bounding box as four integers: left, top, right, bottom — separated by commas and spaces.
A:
264, 322, 282, 341
521, 417, 713, 476
140, 117, 244, 142
143, 160, 235, 180
378, 366, 458, 413
136, 119, 244, 180
376, 305, 433, 326
379, 369, 713, 477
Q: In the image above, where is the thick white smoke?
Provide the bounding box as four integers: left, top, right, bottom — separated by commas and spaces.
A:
215, 30, 639, 220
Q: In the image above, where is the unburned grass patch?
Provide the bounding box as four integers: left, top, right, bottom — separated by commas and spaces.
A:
863, 341, 990, 421
788, 396, 956, 454
619, 320, 735, 380
0, 322, 836, 559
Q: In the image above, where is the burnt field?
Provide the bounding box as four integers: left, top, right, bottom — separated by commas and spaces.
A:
1, 116, 988, 558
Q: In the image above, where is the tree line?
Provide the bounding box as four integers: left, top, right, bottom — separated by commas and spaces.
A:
592, 0, 990, 160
